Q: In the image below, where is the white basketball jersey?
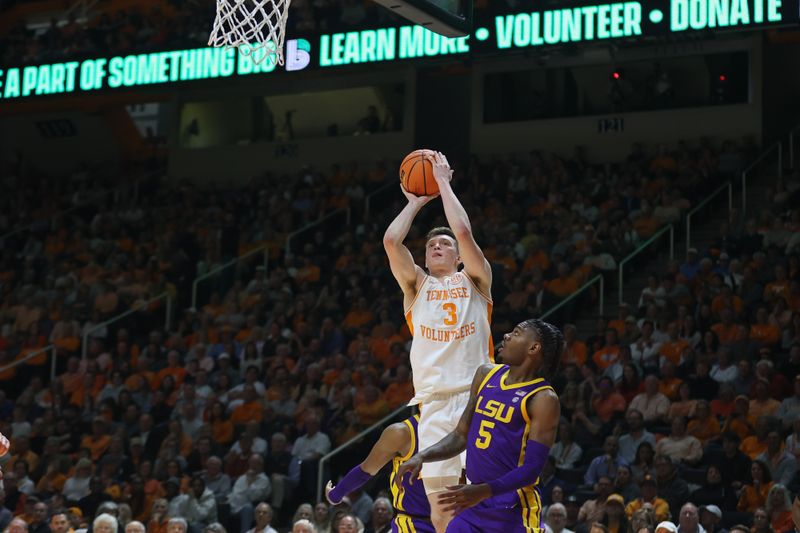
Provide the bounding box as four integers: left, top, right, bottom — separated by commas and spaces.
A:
406, 272, 493, 405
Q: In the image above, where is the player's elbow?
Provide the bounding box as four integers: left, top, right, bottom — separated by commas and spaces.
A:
452, 224, 472, 241
383, 232, 400, 250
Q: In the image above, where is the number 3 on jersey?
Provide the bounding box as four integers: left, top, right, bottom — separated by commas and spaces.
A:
442, 303, 457, 326
475, 420, 495, 449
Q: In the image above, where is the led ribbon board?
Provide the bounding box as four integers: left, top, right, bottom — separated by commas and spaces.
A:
0, 0, 795, 100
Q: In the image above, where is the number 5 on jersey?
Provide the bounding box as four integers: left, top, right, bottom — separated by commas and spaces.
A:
443, 303, 457, 325
475, 420, 494, 449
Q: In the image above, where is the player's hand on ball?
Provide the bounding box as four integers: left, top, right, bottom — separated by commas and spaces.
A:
432, 152, 453, 184
438, 484, 492, 514
0, 432, 9, 456
401, 186, 439, 206
395, 455, 423, 487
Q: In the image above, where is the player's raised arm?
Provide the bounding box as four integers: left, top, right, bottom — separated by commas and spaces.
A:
431, 152, 492, 296
383, 190, 438, 301
326, 422, 411, 505
395, 363, 494, 485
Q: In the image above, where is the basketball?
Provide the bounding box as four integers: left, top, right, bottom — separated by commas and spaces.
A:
400, 149, 439, 197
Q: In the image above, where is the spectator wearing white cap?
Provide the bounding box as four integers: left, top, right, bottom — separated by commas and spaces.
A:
699, 506, 725, 533
656, 521, 678, 533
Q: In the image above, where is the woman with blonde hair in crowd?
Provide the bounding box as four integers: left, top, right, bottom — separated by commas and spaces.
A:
147, 498, 169, 533
93, 514, 119, 533
764, 484, 794, 533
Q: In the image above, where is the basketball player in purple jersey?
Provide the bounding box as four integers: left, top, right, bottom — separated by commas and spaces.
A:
384, 151, 493, 532
325, 415, 434, 533
396, 319, 563, 533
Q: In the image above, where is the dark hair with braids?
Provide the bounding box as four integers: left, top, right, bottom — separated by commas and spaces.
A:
520, 318, 564, 380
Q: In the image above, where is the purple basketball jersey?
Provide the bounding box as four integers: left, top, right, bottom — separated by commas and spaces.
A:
464, 364, 554, 528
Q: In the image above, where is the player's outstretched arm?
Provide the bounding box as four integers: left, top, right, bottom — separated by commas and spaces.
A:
431, 152, 492, 296
438, 388, 561, 514
395, 363, 494, 485
383, 189, 438, 301
326, 422, 411, 505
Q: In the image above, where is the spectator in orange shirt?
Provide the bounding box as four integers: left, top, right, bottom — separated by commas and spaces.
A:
711, 285, 743, 319
80, 418, 112, 461
763, 264, 790, 303
607, 304, 631, 337
546, 263, 579, 299
593, 329, 621, 370
749, 380, 781, 419
658, 323, 688, 366
749, 307, 781, 348
342, 297, 375, 332
562, 324, 588, 367
741, 417, 772, 460
658, 361, 683, 401
231, 387, 264, 426
156, 351, 187, 390
592, 377, 627, 423
354, 385, 390, 426
711, 309, 746, 346
383, 364, 413, 409
687, 400, 720, 444
208, 401, 234, 446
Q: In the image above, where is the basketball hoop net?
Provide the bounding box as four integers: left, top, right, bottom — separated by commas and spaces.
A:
208, 0, 292, 65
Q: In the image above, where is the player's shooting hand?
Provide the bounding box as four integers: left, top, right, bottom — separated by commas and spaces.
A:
395, 455, 423, 487
438, 484, 492, 514
401, 186, 440, 207
432, 152, 453, 184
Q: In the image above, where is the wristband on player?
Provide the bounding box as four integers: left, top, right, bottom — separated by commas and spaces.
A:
487, 440, 550, 496
327, 465, 372, 504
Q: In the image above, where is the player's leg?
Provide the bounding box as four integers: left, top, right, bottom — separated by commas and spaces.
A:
423, 475, 460, 533
442, 514, 481, 533
418, 391, 470, 533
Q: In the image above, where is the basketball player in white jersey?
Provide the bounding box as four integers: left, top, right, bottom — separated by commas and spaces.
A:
383, 151, 493, 532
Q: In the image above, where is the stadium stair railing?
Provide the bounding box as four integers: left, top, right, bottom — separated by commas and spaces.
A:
191, 245, 270, 310
741, 141, 782, 214
81, 291, 173, 359
0, 344, 59, 382
617, 224, 675, 306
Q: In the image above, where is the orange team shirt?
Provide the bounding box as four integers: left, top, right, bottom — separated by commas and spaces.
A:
156, 367, 186, 388
737, 481, 773, 512
230, 401, 264, 425
634, 216, 660, 238
562, 341, 588, 367
522, 250, 550, 273
687, 417, 721, 444
80, 434, 111, 461
749, 324, 781, 346
659, 377, 683, 400
711, 323, 745, 345
608, 319, 626, 337
546, 276, 579, 298
384, 381, 414, 409
659, 340, 688, 365
355, 398, 390, 426
343, 309, 374, 329
764, 281, 790, 301
740, 436, 768, 459
723, 417, 754, 441
711, 295, 743, 317
593, 346, 620, 370
749, 399, 781, 419
124, 372, 156, 393
211, 420, 234, 445
592, 392, 627, 422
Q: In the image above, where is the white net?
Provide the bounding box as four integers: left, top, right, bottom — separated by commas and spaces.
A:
208, 0, 291, 65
